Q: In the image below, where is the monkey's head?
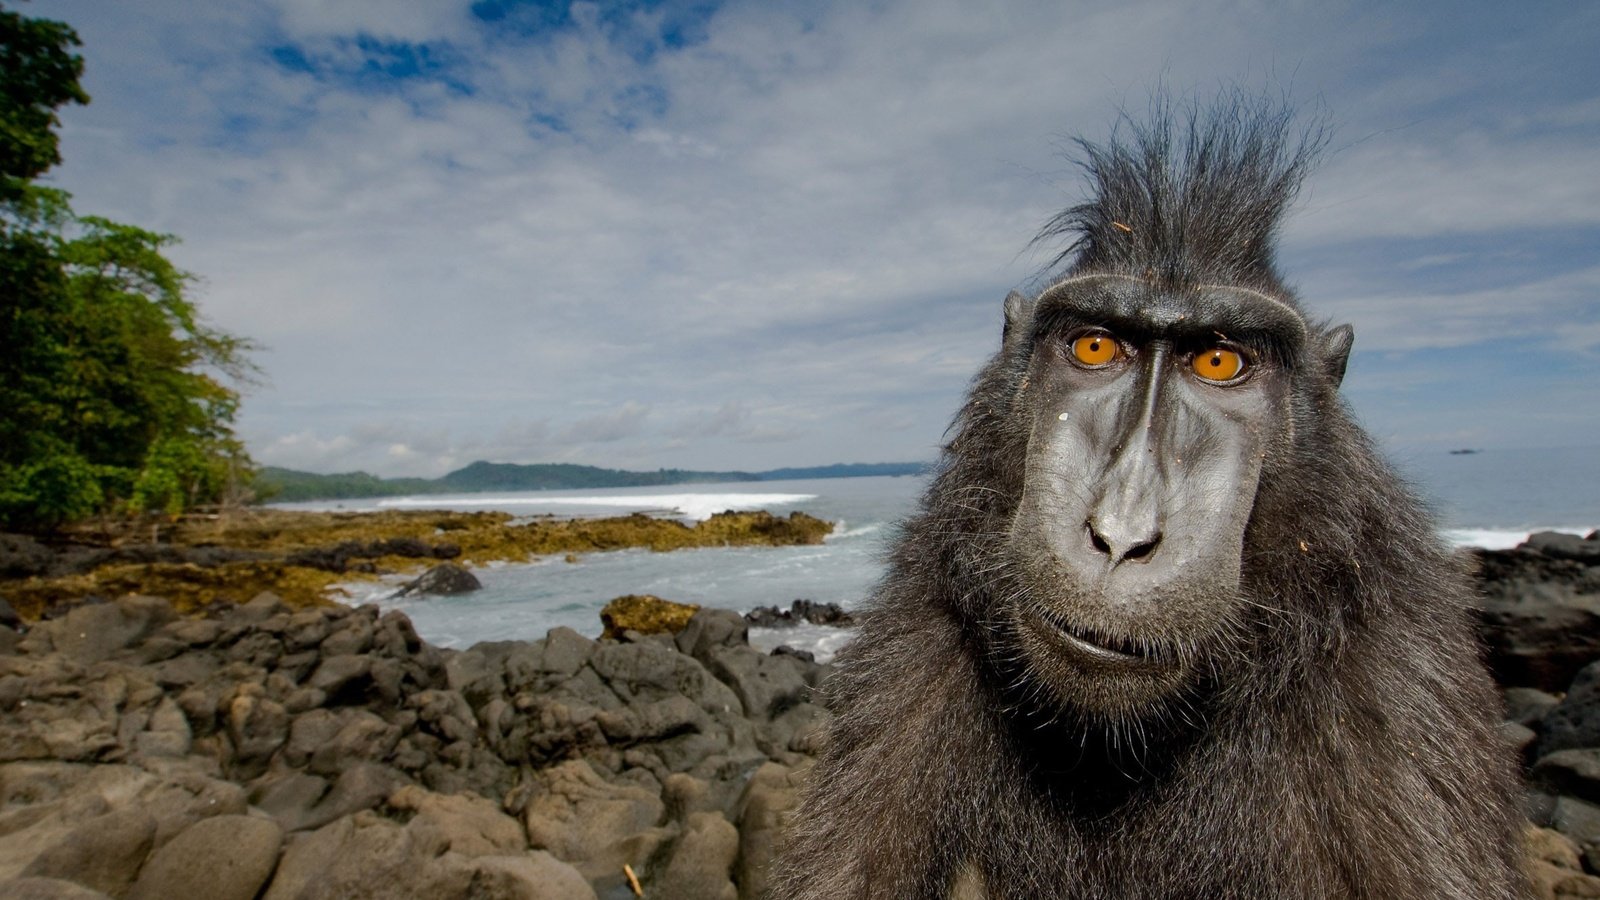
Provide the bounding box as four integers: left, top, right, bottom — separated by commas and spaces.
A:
970, 99, 1344, 719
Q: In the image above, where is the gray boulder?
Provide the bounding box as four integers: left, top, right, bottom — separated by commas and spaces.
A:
394, 563, 481, 598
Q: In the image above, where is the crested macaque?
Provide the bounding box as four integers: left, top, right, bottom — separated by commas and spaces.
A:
769, 98, 1527, 898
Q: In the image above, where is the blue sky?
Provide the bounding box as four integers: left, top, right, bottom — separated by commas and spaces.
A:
29, 0, 1600, 476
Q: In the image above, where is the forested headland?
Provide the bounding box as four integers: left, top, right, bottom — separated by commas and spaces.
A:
0, 6, 255, 531
257, 461, 929, 503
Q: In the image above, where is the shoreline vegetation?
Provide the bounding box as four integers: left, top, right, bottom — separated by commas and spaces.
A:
255, 460, 930, 503
0, 507, 834, 622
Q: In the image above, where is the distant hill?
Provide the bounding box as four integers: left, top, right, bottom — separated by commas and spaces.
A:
254, 460, 930, 503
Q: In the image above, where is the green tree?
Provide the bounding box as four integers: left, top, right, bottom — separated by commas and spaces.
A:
0, 4, 255, 529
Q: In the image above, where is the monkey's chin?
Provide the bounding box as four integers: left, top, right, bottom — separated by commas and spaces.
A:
1017, 608, 1194, 716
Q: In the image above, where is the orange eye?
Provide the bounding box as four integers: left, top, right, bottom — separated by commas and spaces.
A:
1192, 347, 1247, 382
1071, 332, 1120, 367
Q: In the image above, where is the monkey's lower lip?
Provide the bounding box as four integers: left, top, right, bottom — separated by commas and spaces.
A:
1026, 609, 1171, 669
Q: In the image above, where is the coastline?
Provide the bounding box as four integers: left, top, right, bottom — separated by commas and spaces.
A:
2, 515, 1600, 896
0, 508, 833, 623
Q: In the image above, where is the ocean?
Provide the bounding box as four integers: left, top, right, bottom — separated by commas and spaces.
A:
307, 445, 1597, 658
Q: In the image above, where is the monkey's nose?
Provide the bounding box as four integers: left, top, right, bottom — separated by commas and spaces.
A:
1086, 518, 1162, 565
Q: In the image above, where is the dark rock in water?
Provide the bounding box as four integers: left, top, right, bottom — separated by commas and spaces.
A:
772, 645, 815, 663
393, 563, 481, 598
600, 594, 700, 639
743, 599, 855, 628
1526, 531, 1600, 565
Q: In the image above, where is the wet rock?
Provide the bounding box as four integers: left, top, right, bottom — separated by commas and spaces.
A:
600, 594, 701, 640
126, 814, 282, 900
743, 599, 855, 628
393, 563, 481, 598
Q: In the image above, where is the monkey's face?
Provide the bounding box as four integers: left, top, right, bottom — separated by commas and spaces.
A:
1002, 274, 1307, 717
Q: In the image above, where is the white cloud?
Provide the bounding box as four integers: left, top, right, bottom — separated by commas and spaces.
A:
30, 0, 1600, 474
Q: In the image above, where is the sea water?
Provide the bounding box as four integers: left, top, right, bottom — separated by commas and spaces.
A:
314, 445, 1597, 657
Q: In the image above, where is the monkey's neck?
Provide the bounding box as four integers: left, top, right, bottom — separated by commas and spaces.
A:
996, 681, 1214, 822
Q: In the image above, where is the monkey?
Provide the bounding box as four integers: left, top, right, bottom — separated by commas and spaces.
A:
767, 96, 1528, 899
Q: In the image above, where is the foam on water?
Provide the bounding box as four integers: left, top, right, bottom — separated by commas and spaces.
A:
749, 624, 856, 665
1443, 526, 1597, 551
373, 492, 817, 521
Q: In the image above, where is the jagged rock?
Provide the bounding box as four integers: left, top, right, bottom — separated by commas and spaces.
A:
307, 709, 401, 776
126, 814, 282, 900
600, 594, 701, 640
651, 810, 739, 900
31, 596, 176, 666
252, 763, 404, 833
17, 807, 155, 897
1540, 663, 1600, 757
733, 761, 809, 900
1508, 687, 1563, 729
264, 805, 596, 900
1535, 751, 1600, 806
541, 628, 594, 679
1528, 824, 1600, 899
393, 563, 481, 598
388, 783, 524, 857
675, 609, 749, 665
742, 599, 855, 628
705, 645, 810, 721
523, 758, 672, 891
235, 592, 290, 623
227, 691, 289, 776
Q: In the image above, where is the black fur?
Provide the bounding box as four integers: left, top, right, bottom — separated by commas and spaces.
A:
769, 97, 1526, 899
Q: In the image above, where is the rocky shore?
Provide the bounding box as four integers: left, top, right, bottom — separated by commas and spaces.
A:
0, 527, 1596, 898
0, 508, 834, 617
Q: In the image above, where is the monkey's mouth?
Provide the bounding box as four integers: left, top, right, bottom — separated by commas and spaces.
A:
1026, 608, 1174, 671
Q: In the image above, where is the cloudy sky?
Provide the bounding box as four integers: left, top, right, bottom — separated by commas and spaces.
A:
28, 0, 1600, 477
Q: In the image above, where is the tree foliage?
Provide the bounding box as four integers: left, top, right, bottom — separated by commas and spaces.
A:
0, 4, 255, 529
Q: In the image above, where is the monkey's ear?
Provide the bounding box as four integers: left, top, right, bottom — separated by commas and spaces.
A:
1002, 291, 1034, 344
1322, 324, 1354, 388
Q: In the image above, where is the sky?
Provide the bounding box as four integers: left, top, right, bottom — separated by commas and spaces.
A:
25, 0, 1600, 477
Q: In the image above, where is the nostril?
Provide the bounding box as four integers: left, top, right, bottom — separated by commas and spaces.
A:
1123, 533, 1161, 562
1087, 522, 1112, 556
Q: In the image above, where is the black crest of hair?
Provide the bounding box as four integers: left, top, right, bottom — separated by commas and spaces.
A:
1034, 92, 1325, 291
769, 94, 1527, 900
